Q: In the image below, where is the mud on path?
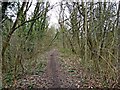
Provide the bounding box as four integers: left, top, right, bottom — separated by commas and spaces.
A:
46, 49, 61, 87
44, 49, 76, 88
16, 49, 120, 89
16, 49, 77, 89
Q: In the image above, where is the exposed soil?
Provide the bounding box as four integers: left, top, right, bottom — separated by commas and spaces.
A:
46, 49, 62, 88
45, 49, 76, 88
16, 49, 77, 89
16, 49, 120, 89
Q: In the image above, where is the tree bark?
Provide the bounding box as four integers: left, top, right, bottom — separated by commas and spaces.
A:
2, 2, 26, 73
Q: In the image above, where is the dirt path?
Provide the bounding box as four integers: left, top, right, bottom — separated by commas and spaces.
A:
16, 49, 120, 89
45, 49, 73, 88
46, 49, 61, 88
16, 49, 77, 88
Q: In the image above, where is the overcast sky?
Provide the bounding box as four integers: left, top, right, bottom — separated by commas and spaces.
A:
7, 0, 119, 28
47, 0, 61, 28
48, 0, 119, 28
24, 0, 61, 28
47, 0, 119, 28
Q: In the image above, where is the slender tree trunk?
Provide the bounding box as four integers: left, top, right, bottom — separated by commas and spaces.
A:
2, 2, 26, 87
2, 2, 26, 73
116, 1, 120, 81
84, 3, 88, 69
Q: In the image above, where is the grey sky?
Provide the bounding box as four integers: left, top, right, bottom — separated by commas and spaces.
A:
6, 0, 119, 28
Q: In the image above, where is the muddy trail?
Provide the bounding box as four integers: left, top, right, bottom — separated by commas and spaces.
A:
46, 49, 61, 88
43, 49, 76, 88
16, 49, 117, 89
16, 49, 77, 89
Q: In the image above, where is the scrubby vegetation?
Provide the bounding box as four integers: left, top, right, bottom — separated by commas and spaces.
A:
1, 0, 120, 89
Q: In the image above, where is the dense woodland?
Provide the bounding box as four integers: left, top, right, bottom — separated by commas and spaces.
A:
1, 0, 120, 89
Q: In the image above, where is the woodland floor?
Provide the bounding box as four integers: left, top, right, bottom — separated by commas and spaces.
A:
16, 49, 119, 89
16, 49, 80, 89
